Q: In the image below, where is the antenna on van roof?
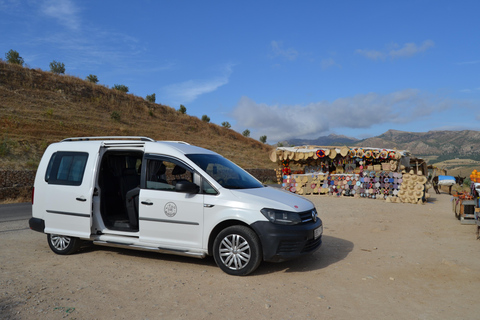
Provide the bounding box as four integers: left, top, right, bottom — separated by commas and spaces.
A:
62, 136, 155, 142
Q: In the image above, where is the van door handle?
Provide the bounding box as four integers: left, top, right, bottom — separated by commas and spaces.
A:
76, 197, 87, 202
141, 201, 153, 206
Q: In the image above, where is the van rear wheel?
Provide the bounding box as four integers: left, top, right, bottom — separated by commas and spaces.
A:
47, 234, 81, 255
213, 225, 262, 276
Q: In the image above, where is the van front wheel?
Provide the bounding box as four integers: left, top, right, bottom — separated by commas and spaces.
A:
47, 234, 81, 255
213, 226, 262, 276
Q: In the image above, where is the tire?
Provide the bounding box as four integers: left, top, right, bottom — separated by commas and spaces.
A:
213, 225, 262, 276
47, 234, 81, 255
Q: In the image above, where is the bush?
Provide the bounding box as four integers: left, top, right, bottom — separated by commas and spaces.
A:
259, 135, 267, 143
113, 84, 129, 93
221, 121, 231, 129
178, 104, 187, 114
146, 93, 156, 102
86, 74, 99, 83
201, 115, 210, 122
5, 49, 24, 66
110, 111, 121, 121
242, 129, 250, 137
49, 60, 65, 74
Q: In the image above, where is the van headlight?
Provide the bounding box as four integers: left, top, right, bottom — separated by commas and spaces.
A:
261, 208, 301, 225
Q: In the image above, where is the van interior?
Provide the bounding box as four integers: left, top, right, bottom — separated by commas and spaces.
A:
98, 151, 143, 232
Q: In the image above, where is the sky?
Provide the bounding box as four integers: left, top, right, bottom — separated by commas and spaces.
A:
1, 0, 479, 143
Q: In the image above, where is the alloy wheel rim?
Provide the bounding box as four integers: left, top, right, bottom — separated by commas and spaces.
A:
219, 234, 251, 270
51, 235, 71, 250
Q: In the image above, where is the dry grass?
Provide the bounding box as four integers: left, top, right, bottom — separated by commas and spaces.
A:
0, 61, 274, 170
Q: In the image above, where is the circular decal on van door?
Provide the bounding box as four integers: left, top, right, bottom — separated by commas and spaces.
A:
164, 202, 177, 217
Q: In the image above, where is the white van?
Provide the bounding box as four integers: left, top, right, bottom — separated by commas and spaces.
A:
29, 137, 322, 275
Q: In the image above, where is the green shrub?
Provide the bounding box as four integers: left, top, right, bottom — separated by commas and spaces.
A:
259, 135, 267, 143
0, 136, 12, 156
201, 115, 210, 122
146, 93, 156, 102
111, 111, 121, 121
242, 129, 250, 137
5, 49, 24, 65
49, 60, 65, 74
113, 84, 129, 93
44, 108, 54, 117
86, 74, 99, 83
221, 121, 231, 128
178, 104, 187, 114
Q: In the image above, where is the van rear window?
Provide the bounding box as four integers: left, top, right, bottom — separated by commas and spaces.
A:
45, 152, 89, 186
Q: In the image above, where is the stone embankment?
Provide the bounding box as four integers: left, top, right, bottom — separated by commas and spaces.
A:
0, 170, 35, 201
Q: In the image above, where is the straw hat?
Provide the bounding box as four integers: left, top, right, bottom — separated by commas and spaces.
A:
379, 150, 388, 159
414, 190, 423, 198
340, 146, 349, 157
316, 149, 326, 158
349, 149, 356, 157
329, 148, 337, 159
418, 176, 427, 184
356, 148, 365, 158
269, 150, 277, 162
365, 150, 373, 158
415, 184, 424, 191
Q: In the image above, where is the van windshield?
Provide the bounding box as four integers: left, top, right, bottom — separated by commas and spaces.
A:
186, 154, 263, 189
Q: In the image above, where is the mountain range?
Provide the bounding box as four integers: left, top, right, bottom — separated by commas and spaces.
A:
284, 129, 480, 163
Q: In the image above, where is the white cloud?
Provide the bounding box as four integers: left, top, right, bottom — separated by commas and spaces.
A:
40, 0, 80, 30
161, 63, 234, 104
389, 40, 434, 58
355, 49, 386, 61
321, 58, 341, 69
457, 60, 480, 65
270, 41, 299, 61
356, 40, 434, 60
231, 89, 457, 141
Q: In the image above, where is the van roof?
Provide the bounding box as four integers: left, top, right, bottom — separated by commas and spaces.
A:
60, 136, 218, 157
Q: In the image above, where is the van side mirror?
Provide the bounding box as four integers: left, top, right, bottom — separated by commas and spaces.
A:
175, 181, 200, 194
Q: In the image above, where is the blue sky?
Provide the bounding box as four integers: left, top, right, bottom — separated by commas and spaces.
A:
1, 0, 479, 143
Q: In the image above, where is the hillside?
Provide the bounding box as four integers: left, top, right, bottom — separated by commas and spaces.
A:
358, 129, 480, 161
0, 61, 274, 170
284, 129, 480, 164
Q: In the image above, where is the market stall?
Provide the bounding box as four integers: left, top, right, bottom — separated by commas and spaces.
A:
270, 146, 429, 204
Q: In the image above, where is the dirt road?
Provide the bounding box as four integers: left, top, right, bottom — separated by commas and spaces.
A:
1, 193, 479, 319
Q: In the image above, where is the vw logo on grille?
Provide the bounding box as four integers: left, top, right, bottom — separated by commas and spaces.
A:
311, 210, 317, 222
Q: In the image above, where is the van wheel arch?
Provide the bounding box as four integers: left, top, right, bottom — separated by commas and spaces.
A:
208, 220, 251, 256
47, 234, 81, 255
212, 225, 263, 276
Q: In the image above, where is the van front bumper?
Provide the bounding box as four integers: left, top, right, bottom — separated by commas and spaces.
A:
251, 219, 323, 263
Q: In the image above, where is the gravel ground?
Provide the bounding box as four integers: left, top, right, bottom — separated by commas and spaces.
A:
1, 192, 479, 319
